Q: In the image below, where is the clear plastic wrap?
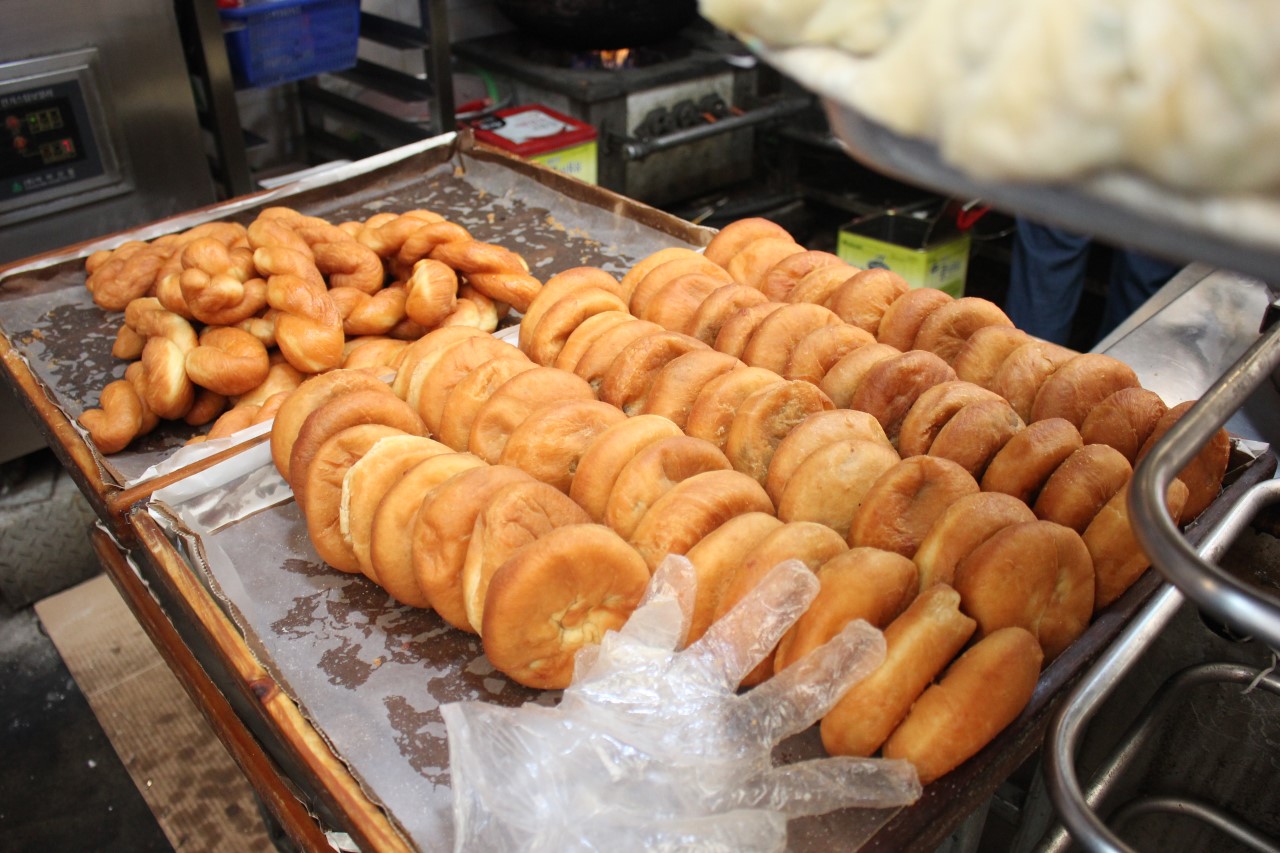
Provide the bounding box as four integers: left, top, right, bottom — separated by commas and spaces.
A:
441, 556, 922, 852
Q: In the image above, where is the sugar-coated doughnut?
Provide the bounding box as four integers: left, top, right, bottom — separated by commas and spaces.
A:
499, 399, 627, 493
415, 334, 524, 434
760, 250, 846, 302
883, 627, 1043, 784
482, 523, 651, 689
848, 456, 980, 557
787, 264, 860, 307
952, 326, 1033, 389
643, 273, 728, 335
390, 326, 488, 400
598, 330, 707, 415
783, 324, 877, 385
851, 350, 957, 445
369, 452, 485, 608
1030, 353, 1141, 427
1034, 444, 1133, 533
469, 367, 596, 464
740, 302, 843, 374
765, 409, 892, 505
914, 492, 1037, 589
620, 247, 700, 303
820, 583, 977, 757
1085, 480, 1189, 609
630, 255, 732, 320
914, 297, 1015, 365
877, 287, 954, 351
827, 269, 911, 335
573, 318, 665, 391
818, 342, 902, 409
437, 357, 537, 450
724, 379, 835, 486
640, 349, 744, 429
703, 218, 794, 268
953, 520, 1094, 661
988, 340, 1077, 421
461, 479, 591, 633
773, 547, 919, 673
897, 380, 1003, 458
687, 284, 770, 346
551, 310, 633, 373
518, 266, 622, 354
684, 367, 785, 451
527, 286, 630, 367
1136, 400, 1230, 522
777, 438, 901, 539
271, 369, 395, 479
628, 469, 774, 571
713, 302, 785, 359
604, 435, 732, 539
927, 397, 1025, 479
683, 512, 784, 643
981, 417, 1084, 503
1079, 387, 1168, 464
568, 414, 683, 522
727, 237, 805, 291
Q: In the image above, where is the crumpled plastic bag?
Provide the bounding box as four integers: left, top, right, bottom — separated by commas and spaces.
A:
441, 555, 922, 852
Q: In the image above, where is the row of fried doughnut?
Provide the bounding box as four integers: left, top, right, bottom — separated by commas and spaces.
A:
79, 207, 542, 454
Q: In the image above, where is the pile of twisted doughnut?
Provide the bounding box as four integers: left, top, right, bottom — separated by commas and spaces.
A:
82, 211, 1229, 785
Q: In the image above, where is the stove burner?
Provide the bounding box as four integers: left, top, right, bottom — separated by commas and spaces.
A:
522, 39, 693, 72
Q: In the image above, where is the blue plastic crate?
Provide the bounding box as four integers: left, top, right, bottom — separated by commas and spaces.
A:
221, 0, 361, 89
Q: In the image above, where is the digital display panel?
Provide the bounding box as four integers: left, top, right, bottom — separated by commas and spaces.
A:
26, 107, 64, 134
2, 94, 87, 183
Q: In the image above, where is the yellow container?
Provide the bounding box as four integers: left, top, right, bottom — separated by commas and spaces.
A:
472, 104, 599, 185
837, 210, 970, 297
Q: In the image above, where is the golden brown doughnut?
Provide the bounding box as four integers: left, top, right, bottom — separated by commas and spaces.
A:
630, 255, 732, 320
573, 318, 665, 391
827, 269, 911, 335
461, 479, 592, 633
1079, 387, 1169, 464
640, 349, 744, 429
369, 452, 486, 607
342, 337, 408, 371
1136, 400, 1230, 521
413, 334, 525, 434
818, 342, 901, 409
684, 367, 786, 451
413, 464, 535, 630
140, 336, 195, 421
776, 438, 901, 539
518, 266, 622, 354
820, 583, 977, 757
739, 302, 843, 374
499, 399, 627, 493
988, 340, 1079, 421
183, 387, 228, 428
620, 247, 700, 303
927, 397, 1025, 480
80, 380, 144, 455
185, 327, 270, 397
1034, 444, 1133, 533
883, 626, 1043, 784
683, 512, 784, 643
236, 361, 304, 409
1085, 479, 1189, 609
482, 523, 651, 689
569, 414, 684, 522
782, 324, 877, 385
468, 367, 596, 464
394, 327, 490, 409
848, 455, 980, 557
981, 417, 1084, 503
897, 380, 1004, 458
687, 284, 770, 346
726, 237, 805, 291
598, 330, 708, 415
952, 325, 1034, 388
851, 350, 958, 445
643, 273, 729, 335
703, 217, 794, 268
712, 302, 786, 359
760, 250, 846, 302
765, 409, 893, 505
914, 492, 1037, 589
1030, 353, 1141, 427
603, 435, 732, 539
526, 286, 630, 367
786, 264, 860, 308
724, 379, 835, 486
551, 310, 634, 373
773, 547, 919, 673
437, 357, 537, 451
876, 287, 954, 351
915, 297, 1015, 365
628, 469, 774, 571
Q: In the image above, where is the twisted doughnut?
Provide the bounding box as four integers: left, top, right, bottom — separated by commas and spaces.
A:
177, 238, 267, 326
80, 380, 145, 454
329, 285, 409, 336
185, 327, 271, 396
295, 220, 384, 293
255, 246, 344, 374
430, 240, 542, 313
403, 259, 459, 328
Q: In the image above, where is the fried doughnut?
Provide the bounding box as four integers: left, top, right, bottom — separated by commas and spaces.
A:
603, 435, 732, 539
884, 627, 1043, 784
1034, 444, 1133, 533
820, 583, 977, 757
1031, 353, 1142, 427
897, 380, 1004, 458
915, 297, 1015, 365
1086, 480, 1190, 609
644, 273, 729, 335
628, 469, 774, 571
618, 247, 700, 303
270, 369, 397, 479
703, 217, 794, 268
369, 452, 486, 607
552, 310, 634, 373
572, 318, 665, 391
683, 512, 784, 643
640, 349, 744, 429
818, 342, 901, 409
1079, 387, 1169, 464
482, 523, 650, 689
739, 302, 844, 374
341, 434, 451, 581
726, 237, 805, 291
518, 266, 622, 354
848, 456, 980, 557
569, 414, 684, 522
527, 286, 630, 367
1136, 400, 1230, 521
988, 340, 1078, 421
712, 520, 849, 685
851, 350, 957, 445
827, 269, 911, 335
981, 417, 1084, 503
952, 326, 1033, 388
684, 366, 785, 451
302, 423, 406, 573
765, 409, 892, 505
630, 255, 731, 320
80, 380, 144, 455
390, 326, 489, 400
877, 287, 954, 351
777, 439, 901, 539
183, 387, 228, 427
760, 250, 846, 302
774, 547, 919, 673
928, 397, 1025, 479
437, 357, 537, 451
598, 331, 708, 415
712, 302, 785, 359
413, 334, 525, 434
140, 336, 196, 420
499, 399, 626, 493
461, 479, 591, 633
185, 327, 270, 397
786, 264, 860, 308
914, 492, 1037, 589
724, 379, 835, 486
782, 324, 877, 385
236, 361, 305, 409
687, 284, 769, 346
468, 367, 596, 464
343, 337, 408, 371
413, 464, 535, 630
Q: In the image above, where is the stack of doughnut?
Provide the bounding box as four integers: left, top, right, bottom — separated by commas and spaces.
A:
78, 207, 541, 454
